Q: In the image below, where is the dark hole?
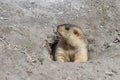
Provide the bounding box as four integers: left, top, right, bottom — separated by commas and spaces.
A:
49, 39, 59, 61
45, 34, 59, 61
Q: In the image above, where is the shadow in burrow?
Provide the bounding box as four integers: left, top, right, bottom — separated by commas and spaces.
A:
45, 32, 60, 61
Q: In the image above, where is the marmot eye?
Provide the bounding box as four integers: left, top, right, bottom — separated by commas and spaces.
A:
74, 30, 77, 34
65, 27, 70, 30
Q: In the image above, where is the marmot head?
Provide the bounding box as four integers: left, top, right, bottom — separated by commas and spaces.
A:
57, 24, 83, 42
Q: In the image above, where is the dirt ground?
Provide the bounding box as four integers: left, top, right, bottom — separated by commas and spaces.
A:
0, 0, 120, 80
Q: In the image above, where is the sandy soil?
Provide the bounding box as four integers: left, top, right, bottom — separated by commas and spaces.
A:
0, 0, 120, 80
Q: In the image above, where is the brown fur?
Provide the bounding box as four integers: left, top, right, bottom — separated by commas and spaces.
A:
55, 24, 88, 62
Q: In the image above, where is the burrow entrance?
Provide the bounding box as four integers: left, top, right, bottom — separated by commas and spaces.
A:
44, 30, 99, 62
45, 33, 60, 61
44, 32, 93, 62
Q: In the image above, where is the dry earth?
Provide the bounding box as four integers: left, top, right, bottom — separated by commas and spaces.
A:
0, 0, 120, 80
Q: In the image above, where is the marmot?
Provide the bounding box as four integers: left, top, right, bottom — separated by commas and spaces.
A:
55, 24, 88, 62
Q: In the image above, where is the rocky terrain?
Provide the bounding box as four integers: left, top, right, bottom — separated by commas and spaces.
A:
0, 0, 120, 80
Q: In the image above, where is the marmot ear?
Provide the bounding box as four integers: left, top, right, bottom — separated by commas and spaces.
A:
73, 30, 81, 36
